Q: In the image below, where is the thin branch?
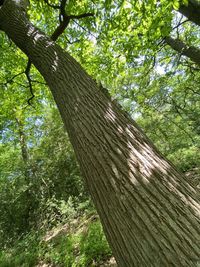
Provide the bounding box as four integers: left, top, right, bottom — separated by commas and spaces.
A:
43, 0, 60, 9
157, 38, 165, 47
0, 72, 27, 90
25, 59, 34, 106
69, 13, 94, 20
5, 72, 24, 84
172, 18, 189, 36
31, 80, 47, 85
13, 82, 29, 88
72, 19, 97, 38
153, 105, 195, 144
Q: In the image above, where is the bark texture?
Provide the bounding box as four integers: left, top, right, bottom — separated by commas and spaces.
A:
0, 1, 200, 266
164, 36, 200, 66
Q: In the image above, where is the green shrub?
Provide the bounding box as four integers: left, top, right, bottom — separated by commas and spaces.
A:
168, 146, 200, 171
0, 233, 39, 267
79, 221, 112, 266
0, 216, 112, 267
0, 249, 38, 267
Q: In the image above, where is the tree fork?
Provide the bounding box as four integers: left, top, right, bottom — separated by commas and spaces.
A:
0, 1, 200, 266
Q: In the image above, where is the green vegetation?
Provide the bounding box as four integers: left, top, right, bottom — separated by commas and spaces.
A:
0, 215, 112, 267
0, 0, 200, 266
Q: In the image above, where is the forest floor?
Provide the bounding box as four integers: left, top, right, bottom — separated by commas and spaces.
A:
37, 213, 117, 266
0, 212, 116, 266
1, 169, 198, 267
34, 167, 199, 267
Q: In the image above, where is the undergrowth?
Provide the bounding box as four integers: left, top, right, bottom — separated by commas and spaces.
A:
0, 215, 112, 267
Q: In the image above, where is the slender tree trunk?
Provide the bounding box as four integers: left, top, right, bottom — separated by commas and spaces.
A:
15, 117, 29, 163
164, 36, 200, 66
0, 1, 200, 266
15, 116, 35, 228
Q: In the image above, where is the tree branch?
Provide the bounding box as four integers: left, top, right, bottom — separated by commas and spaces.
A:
51, 17, 70, 41
69, 13, 94, 20
43, 0, 60, 10
164, 36, 200, 66
178, 0, 200, 27
172, 18, 189, 32
25, 59, 34, 106
24, 0, 94, 105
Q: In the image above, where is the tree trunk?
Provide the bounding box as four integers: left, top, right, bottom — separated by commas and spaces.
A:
164, 36, 200, 66
167, 0, 200, 66
15, 117, 29, 163
179, 0, 200, 27
15, 116, 36, 228
0, 1, 200, 266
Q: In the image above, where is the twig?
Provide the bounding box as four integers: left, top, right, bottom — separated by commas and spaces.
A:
25, 59, 34, 106
172, 18, 189, 31
72, 19, 97, 39
43, 0, 60, 9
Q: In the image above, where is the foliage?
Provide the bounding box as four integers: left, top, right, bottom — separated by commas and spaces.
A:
0, 105, 89, 246
0, 216, 112, 267
0, 233, 39, 267
78, 221, 112, 266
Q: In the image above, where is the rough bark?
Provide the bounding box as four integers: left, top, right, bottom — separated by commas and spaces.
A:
0, 1, 200, 266
179, 0, 200, 27
164, 36, 200, 66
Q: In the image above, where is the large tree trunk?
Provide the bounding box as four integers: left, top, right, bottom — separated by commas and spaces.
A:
0, 1, 200, 266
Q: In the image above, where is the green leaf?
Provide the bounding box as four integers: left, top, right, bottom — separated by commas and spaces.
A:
173, 0, 180, 10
